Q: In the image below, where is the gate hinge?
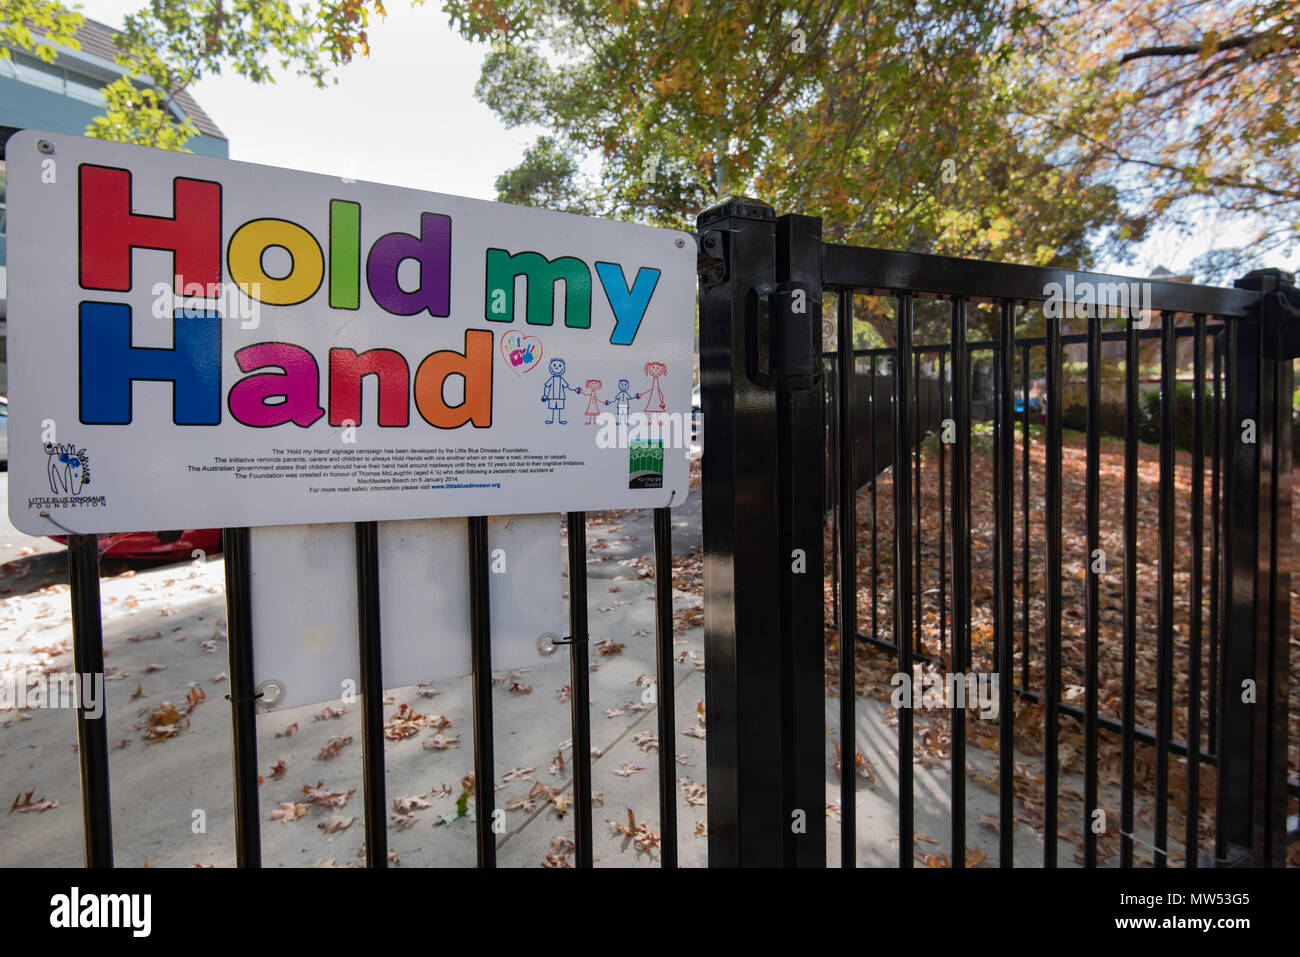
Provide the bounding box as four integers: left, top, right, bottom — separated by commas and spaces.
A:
696, 229, 729, 290
745, 281, 823, 390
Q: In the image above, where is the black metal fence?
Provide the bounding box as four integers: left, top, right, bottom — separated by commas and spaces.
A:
697, 197, 1297, 867
63, 506, 683, 868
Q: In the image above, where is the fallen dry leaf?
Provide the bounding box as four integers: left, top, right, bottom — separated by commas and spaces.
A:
317, 815, 355, 834
10, 789, 58, 813
302, 781, 354, 808
267, 802, 309, 823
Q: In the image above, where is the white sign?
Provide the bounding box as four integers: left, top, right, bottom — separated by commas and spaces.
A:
5, 131, 695, 535
249, 516, 562, 712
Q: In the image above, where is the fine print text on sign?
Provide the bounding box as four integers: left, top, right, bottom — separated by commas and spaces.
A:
5, 131, 695, 535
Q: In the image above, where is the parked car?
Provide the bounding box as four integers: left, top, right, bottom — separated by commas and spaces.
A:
50, 528, 223, 561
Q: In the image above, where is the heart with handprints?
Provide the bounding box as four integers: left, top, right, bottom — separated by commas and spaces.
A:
501, 331, 543, 375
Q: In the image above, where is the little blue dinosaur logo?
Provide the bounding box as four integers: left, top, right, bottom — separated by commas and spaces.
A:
46, 442, 90, 495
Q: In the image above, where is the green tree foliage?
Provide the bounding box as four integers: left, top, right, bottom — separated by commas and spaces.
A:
92, 0, 393, 149
439, 0, 1140, 343
443, 1, 1130, 256
0, 0, 82, 62
443, 0, 1297, 347
493, 133, 599, 214
3, 0, 392, 150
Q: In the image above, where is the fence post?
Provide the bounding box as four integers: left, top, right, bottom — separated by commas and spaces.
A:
697, 198, 826, 865
1219, 268, 1296, 866
774, 213, 827, 866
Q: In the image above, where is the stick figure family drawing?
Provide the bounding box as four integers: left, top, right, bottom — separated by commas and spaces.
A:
540, 359, 668, 426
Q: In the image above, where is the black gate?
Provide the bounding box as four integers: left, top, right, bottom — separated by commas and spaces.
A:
697, 197, 1297, 867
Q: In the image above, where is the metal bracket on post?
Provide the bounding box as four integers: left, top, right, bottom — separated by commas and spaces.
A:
745, 281, 823, 391
697, 228, 730, 290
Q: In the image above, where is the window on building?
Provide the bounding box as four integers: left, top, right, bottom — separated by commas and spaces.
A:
11, 51, 64, 93
65, 71, 106, 105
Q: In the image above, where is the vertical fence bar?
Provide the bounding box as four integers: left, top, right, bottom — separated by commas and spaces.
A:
894, 291, 915, 868
914, 350, 923, 655
870, 356, 879, 644
1044, 295, 1063, 867
565, 511, 594, 868
992, 352, 1001, 682
653, 507, 678, 868
222, 527, 260, 867
467, 515, 496, 868
995, 304, 1016, 868
829, 361, 840, 629
1120, 313, 1139, 869
939, 349, 947, 662
837, 290, 857, 868
354, 520, 386, 869
1155, 311, 1176, 867
1187, 315, 1206, 866
1021, 344, 1031, 692
67, 534, 113, 868
966, 346, 975, 676
949, 297, 970, 868
1209, 332, 1222, 758
1084, 305, 1101, 868
1259, 305, 1294, 867
1217, 313, 1256, 864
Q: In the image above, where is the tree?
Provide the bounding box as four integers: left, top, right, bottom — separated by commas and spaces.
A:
445, 0, 1297, 319
0, 0, 81, 62
493, 133, 599, 214
440, 0, 1139, 346
1015, 0, 1299, 281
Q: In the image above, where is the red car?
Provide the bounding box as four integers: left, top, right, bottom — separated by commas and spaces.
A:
50, 529, 223, 562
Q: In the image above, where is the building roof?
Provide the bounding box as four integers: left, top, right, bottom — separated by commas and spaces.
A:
69, 17, 226, 140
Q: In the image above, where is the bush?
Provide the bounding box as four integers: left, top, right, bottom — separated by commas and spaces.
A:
1060, 382, 1208, 453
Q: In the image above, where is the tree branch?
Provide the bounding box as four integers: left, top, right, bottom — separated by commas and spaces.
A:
1117, 32, 1284, 64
